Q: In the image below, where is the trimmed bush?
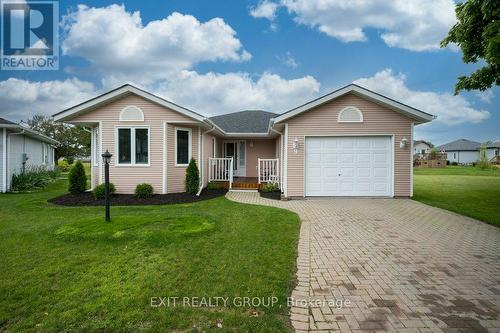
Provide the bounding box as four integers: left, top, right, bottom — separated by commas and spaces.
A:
185, 158, 200, 195
11, 165, 60, 192
93, 183, 116, 199
68, 161, 87, 194
135, 183, 154, 198
58, 159, 70, 172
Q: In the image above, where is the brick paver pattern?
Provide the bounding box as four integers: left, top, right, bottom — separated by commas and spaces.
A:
226, 192, 500, 333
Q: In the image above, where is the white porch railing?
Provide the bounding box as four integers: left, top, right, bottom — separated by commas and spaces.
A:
258, 158, 279, 184
208, 157, 234, 188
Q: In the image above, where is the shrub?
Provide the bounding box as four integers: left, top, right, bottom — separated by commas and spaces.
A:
207, 181, 223, 190
68, 161, 87, 194
185, 158, 200, 195
93, 183, 116, 199
428, 148, 439, 160
58, 159, 70, 172
451, 161, 458, 166
10, 165, 60, 192
477, 142, 492, 170
65, 156, 75, 165
262, 181, 280, 193
135, 183, 154, 198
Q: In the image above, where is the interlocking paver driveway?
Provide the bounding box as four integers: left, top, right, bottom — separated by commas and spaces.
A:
227, 192, 500, 333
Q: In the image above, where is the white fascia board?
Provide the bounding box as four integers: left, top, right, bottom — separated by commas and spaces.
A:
273, 84, 435, 124
54, 85, 206, 123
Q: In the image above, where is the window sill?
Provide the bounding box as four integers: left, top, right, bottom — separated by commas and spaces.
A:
175, 163, 189, 167
115, 164, 151, 167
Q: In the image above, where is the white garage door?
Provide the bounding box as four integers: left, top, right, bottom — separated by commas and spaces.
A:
305, 136, 392, 196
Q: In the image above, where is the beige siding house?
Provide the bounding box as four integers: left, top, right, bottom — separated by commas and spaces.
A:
54, 84, 434, 198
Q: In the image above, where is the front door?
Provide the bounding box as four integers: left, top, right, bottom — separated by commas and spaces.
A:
224, 141, 246, 177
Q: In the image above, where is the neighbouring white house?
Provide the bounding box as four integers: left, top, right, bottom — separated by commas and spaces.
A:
0, 118, 59, 192
437, 139, 500, 164
413, 140, 433, 157
53, 83, 435, 198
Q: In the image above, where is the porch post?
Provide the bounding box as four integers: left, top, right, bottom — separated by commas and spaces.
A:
258, 158, 261, 184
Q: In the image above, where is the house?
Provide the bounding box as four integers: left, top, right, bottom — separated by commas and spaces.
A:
53, 83, 434, 198
437, 139, 481, 164
413, 140, 433, 157
485, 141, 500, 163
0, 118, 58, 192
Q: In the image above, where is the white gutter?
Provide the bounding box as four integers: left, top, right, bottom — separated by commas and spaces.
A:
196, 124, 216, 196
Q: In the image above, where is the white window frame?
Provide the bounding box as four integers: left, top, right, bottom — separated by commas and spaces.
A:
93, 127, 100, 166
114, 126, 151, 167
175, 127, 192, 167
337, 106, 364, 123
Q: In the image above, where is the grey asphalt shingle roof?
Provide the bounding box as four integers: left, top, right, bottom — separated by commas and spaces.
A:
437, 139, 481, 151
209, 110, 278, 133
0, 117, 16, 125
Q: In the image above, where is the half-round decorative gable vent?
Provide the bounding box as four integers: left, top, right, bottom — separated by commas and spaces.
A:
338, 106, 363, 123
119, 106, 144, 121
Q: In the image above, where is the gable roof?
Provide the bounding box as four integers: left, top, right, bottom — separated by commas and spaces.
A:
53, 84, 206, 123
209, 110, 278, 134
414, 140, 433, 148
437, 139, 481, 151
0, 119, 59, 145
273, 84, 435, 124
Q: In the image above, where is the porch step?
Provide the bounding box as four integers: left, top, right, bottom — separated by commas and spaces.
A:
229, 188, 258, 193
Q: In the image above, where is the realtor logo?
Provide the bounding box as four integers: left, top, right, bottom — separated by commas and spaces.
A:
1, 0, 59, 70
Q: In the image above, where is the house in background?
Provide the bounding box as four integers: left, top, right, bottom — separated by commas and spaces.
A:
485, 141, 500, 163
437, 139, 481, 164
53, 83, 434, 198
0, 118, 58, 192
413, 140, 433, 157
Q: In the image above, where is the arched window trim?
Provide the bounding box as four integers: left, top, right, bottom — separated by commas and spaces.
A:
337, 106, 364, 123
119, 105, 144, 122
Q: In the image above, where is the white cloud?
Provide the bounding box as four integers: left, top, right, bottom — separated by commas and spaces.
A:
62, 5, 251, 85
154, 70, 320, 115
0, 78, 97, 121
354, 69, 490, 125
272, 0, 456, 51
250, 0, 279, 20
475, 90, 494, 103
278, 51, 298, 68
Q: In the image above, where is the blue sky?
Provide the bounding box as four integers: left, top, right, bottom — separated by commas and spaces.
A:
0, 0, 498, 145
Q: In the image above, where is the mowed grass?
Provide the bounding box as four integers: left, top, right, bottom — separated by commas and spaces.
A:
0, 178, 300, 332
413, 166, 500, 227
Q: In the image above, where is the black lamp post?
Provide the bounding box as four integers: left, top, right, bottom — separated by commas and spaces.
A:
102, 149, 112, 222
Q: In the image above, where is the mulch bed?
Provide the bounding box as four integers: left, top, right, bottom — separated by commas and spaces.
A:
259, 191, 282, 200
48, 189, 228, 206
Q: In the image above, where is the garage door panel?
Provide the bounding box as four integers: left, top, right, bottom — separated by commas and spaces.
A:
306, 136, 392, 197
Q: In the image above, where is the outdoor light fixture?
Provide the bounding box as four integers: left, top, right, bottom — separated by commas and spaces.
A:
101, 149, 112, 222
400, 137, 408, 149
292, 138, 299, 153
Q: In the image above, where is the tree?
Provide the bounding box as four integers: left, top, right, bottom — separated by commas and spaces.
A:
68, 161, 87, 193
25, 114, 90, 164
441, 0, 499, 93
185, 158, 200, 195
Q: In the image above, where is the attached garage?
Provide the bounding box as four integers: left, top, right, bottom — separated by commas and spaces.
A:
305, 136, 392, 196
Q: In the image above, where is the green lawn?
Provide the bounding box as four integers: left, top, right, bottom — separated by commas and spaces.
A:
413, 166, 500, 227
0, 178, 300, 332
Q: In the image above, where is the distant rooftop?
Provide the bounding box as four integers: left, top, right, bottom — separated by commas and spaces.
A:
437, 139, 481, 151
209, 110, 278, 133
0, 117, 16, 125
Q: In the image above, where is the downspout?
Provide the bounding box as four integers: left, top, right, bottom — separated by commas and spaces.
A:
196, 123, 216, 196
2, 128, 6, 193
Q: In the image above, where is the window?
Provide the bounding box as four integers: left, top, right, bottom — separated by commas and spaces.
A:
93, 127, 100, 166
421, 149, 425, 155
338, 106, 363, 122
119, 105, 144, 122
117, 127, 149, 165
454, 153, 456, 159
211, 137, 216, 158
175, 128, 191, 166
239, 141, 245, 167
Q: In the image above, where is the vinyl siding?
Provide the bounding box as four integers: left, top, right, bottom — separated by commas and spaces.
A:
71, 94, 202, 194
202, 133, 216, 186
285, 93, 413, 197
167, 125, 199, 193
245, 139, 276, 178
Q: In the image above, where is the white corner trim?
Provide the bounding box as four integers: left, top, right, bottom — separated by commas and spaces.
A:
337, 106, 364, 123
2, 128, 6, 192
99, 121, 103, 185
163, 122, 167, 194
391, 135, 395, 198
174, 127, 192, 167
283, 123, 289, 197
410, 123, 414, 197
